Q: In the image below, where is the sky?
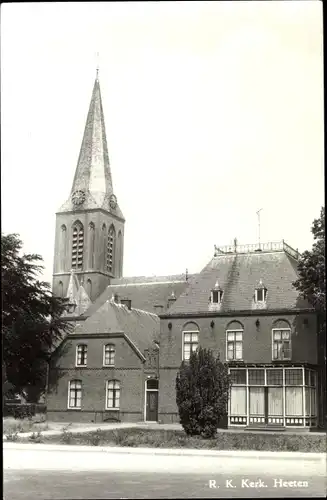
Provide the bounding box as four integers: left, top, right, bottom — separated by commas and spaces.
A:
1, 1, 324, 286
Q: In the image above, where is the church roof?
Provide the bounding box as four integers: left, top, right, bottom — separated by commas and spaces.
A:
63, 270, 91, 317
83, 274, 198, 316
59, 73, 124, 219
74, 299, 159, 355
165, 243, 311, 316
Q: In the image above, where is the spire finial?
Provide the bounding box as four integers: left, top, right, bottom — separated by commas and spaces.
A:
96, 51, 100, 80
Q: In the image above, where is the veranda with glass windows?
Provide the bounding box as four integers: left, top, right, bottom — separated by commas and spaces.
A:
229, 367, 317, 428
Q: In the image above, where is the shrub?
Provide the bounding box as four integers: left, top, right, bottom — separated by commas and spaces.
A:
60, 430, 74, 444
5, 431, 19, 442
88, 428, 104, 446
176, 347, 231, 438
29, 431, 43, 443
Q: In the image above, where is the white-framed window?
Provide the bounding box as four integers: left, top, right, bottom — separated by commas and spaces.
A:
76, 344, 88, 366
106, 380, 120, 410
226, 330, 243, 360
68, 380, 82, 409
183, 331, 199, 361
272, 329, 291, 360
255, 280, 267, 303
103, 344, 115, 366
210, 280, 223, 304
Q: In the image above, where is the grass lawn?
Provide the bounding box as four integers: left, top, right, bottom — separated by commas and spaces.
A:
9, 426, 327, 453
3, 415, 49, 435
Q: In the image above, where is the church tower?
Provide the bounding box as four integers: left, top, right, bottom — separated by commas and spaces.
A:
52, 71, 125, 302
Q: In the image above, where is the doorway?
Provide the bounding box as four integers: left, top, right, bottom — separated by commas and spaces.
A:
145, 379, 158, 422
249, 386, 283, 425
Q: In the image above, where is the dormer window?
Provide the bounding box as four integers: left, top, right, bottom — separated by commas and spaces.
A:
211, 281, 223, 304
255, 279, 267, 303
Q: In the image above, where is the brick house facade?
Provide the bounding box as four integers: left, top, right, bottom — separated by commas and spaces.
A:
47, 73, 325, 429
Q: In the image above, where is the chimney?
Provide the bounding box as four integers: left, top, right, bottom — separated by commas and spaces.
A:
120, 298, 132, 310
114, 293, 119, 304
154, 304, 164, 315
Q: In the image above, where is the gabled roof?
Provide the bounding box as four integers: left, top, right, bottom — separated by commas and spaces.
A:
62, 271, 91, 317
74, 300, 160, 355
166, 248, 310, 316
84, 274, 198, 316
58, 74, 124, 219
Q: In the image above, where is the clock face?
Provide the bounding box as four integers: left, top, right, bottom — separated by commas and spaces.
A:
72, 190, 86, 206
109, 194, 117, 209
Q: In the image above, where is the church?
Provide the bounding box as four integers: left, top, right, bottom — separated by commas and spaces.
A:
46, 73, 325, 430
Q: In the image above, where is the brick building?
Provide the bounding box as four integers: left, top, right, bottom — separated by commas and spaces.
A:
47, 74, 325, 429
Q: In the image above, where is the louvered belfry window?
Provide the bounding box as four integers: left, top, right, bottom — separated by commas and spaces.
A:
72, 222, 84, 270
107, 225, 115, 273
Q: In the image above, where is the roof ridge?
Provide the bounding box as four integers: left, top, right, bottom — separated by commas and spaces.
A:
112, 301, 159, 319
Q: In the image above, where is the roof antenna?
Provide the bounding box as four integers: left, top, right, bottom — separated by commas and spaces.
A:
256, 208, 263, 250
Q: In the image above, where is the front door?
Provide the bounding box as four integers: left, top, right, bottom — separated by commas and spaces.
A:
146, 391, 158, 421
249, 387, 284, 425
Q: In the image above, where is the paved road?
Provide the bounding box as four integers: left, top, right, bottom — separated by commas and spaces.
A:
4, 444, 326, 499
4, 469, 326, 499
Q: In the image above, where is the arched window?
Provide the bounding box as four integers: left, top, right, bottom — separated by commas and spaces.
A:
182, 322, 199, 361
226, 320, 244, 361
68, 380, 82, 409
58, 281, 63, 298
60, 225, 67, 271
117, 231, 123, 277
107, 225, 116, 274
86, 279, 92, 299
272, 320, 291, 361
88, 222, 95, 268
106, 380, 120, 409
102, 224, 107, 270
103, 344, 115, 366
71, 221, 84, 270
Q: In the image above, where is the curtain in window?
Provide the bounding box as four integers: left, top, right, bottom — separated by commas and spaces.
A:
69, 380, 82, 408
285, 387, 303, 416
310, 388, 316, 416
305, 388, 311, 416
249, 387, 265, 415
230, 387, 246, 415
268, 387, 283, 416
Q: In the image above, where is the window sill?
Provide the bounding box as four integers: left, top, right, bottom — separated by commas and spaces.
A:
67, 407, 82, 410
105, 408, 120, 411
103, 365, 115, 368
75, 365, 88, 368
272, 359, 292, 363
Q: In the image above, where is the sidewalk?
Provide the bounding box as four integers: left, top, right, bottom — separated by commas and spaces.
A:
3, 422, 140, 440
4, 441, 326, 460
4, 420, 326, 440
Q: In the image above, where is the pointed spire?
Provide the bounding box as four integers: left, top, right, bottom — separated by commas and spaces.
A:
71, 76, 112, 198
60, 74, 124, 219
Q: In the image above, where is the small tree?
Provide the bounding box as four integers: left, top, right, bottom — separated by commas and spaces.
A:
292, 206, 326, 427
2, 233, 72, 400
176, 347, 231, 438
